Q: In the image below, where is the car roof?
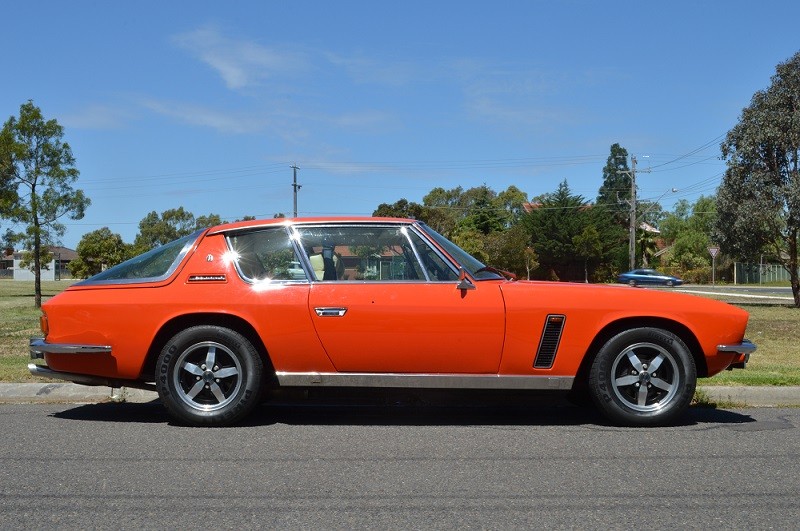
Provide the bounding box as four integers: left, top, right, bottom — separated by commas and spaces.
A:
206, 216, 418, 235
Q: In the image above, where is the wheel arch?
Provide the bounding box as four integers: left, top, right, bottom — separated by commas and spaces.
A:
573, 316, 708, 393
140, 313, 276, 385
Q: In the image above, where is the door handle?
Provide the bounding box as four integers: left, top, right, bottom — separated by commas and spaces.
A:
315, 307, 348, 317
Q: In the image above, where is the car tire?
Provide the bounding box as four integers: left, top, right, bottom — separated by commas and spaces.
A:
588, 327, 696, 427
666, 280, 674, 287
628, 279, 637, 287
156, 325, 263, 426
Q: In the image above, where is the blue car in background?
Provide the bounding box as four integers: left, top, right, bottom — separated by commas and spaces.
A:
618, 269, 684, 287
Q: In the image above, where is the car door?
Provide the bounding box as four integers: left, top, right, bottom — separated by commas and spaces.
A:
297, 224, 506, 374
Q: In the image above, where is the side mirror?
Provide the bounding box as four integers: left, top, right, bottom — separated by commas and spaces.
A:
457, 268, 476, 291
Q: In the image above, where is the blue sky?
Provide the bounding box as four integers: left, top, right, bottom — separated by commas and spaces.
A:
3, 1, 799, 249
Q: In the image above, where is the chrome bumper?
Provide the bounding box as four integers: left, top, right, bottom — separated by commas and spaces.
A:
28, 338, 156, 391
717, 339, 757, 355
717, 339, 756, 370
29, 337, 111, 358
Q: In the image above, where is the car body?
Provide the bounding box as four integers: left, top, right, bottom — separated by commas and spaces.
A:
618, 269, 684, 287
30, 217, 754, 427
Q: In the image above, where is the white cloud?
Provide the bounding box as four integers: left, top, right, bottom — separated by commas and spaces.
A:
141, 99, 270, 134
60, 104, 131, 130
329, 110, 393, 129
324, 52, 416, 86
172, 26, 306, 89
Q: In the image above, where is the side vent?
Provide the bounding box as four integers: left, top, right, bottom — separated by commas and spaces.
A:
533, 314, 566, 369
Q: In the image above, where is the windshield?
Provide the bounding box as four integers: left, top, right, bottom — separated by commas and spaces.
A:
418, 223, 503, 280
75, 230, 203, 285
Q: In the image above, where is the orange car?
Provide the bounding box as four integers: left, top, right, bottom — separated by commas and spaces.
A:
30, 217, 755, 427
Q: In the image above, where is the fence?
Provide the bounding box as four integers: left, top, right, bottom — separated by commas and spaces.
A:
0, 265, 73, 281
734, 262, 794, 284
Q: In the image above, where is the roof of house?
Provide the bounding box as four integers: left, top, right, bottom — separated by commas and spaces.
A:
2, 246, 78, 261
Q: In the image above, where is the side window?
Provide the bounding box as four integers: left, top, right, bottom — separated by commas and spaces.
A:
227, 228, 307, 282
294, 225, 432, 281
406, 230, 459, 281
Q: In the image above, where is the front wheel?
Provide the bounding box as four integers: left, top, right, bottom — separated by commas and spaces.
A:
588, 327, 696, 426
156, 326, 263, 426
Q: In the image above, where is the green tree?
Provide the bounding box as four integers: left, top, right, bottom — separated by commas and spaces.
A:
660, 196, 717, 277
451, 226, 488, 263
483, 223, 531, 277
459, 185, 504, 235
496, 185, 528, 228
523, 180, 590, 280
637, 229, 660, 267
596, 143, 631, 224
0, 101, 90, 307
69, 227, 132, 278
524, 246, 540, 281
133, 207, 196, 252
421, 186, 464, 236
195, 213, 222, 229
717, 51, 800, 306
573, 225, 603, 282
372, 198, 425, 219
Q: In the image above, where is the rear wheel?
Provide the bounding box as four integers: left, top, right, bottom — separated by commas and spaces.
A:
156, 326, 263, 426
588, 327, 696, 426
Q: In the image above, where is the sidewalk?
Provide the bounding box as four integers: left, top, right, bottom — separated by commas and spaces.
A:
0, 382, 798, 407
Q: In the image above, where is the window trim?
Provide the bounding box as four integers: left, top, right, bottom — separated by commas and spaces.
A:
75, 230, 204, 286
225, 226, 311, 285
290, 222, 460, 284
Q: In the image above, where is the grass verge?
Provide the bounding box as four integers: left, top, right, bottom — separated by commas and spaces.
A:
0, 280, 75, 381
703, 304, 800, 386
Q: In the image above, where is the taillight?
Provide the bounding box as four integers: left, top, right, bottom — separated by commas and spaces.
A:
39, 314, 49, 336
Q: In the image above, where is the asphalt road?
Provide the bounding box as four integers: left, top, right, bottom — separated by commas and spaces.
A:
672, 284, 794, 304
2, 398, 799, 529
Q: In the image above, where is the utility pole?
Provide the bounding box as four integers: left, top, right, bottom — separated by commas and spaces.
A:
291, 165, 301, 217
628, 155, 637, 271
616, 155, 649, 271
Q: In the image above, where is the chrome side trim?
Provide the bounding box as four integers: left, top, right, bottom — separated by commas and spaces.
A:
717, 340, 757, 354
275, 372, 574, 390
187, 274, 227, 282
30, 338, 112, 358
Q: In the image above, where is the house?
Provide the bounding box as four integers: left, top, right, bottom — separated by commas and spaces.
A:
1, 246, 77, 281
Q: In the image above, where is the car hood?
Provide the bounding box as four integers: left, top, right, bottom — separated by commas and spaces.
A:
497, 279, 749, 326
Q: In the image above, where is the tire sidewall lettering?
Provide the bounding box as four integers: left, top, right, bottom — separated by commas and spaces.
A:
588, 327, 696, 427
155, 326, 263, 426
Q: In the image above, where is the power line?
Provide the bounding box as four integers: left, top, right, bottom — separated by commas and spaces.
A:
647, 134, 726, 170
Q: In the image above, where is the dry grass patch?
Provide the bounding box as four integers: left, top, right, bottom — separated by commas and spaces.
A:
0, 280, 75, 381
704, 305, 800, 386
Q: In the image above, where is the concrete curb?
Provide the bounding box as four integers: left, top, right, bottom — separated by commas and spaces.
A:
0, 383, 157, 404
697, 385, 800, 407
0, 383, 798, 407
